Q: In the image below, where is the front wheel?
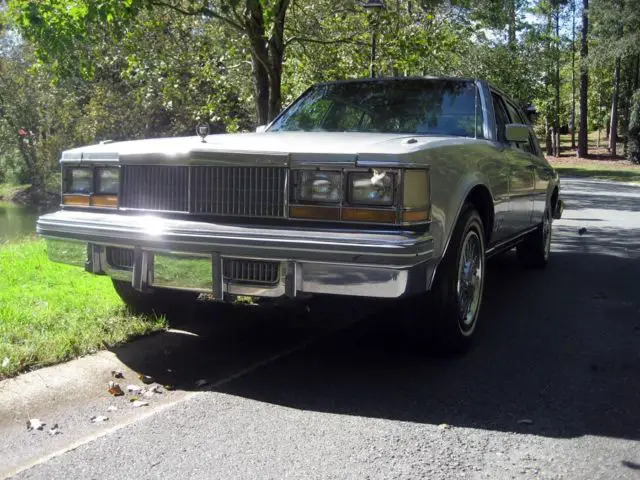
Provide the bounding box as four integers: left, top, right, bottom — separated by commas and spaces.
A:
411, 205, 486, 355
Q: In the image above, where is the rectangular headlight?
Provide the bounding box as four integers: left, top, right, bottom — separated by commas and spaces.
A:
65, 168, 92, 194
349, 170, 395, 206
96, 167, 119, 195
293, 170, 341, 203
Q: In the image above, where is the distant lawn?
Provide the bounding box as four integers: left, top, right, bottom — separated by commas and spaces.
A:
552, 164, 640, 183
0, 239, 166, 379
548, 132, 640, 183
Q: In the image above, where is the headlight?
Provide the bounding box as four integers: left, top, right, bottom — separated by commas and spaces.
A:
66, 168, 92, 194
96, 168, 119, 195
294, 170, 341, 203
348, 170, 394, 205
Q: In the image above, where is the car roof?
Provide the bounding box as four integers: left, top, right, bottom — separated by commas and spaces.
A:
314, 76, 479, 87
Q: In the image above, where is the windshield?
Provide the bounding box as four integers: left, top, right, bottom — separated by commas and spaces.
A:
269, 79, 483, 137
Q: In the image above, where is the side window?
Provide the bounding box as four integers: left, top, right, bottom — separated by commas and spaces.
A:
491, 93, 509, 143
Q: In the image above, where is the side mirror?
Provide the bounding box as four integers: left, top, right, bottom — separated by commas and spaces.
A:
255, 125, 267, 133
505, 123, 530, 143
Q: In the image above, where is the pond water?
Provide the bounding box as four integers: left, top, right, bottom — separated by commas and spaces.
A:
0, 202, 43, 241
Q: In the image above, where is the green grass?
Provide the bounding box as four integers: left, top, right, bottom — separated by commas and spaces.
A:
554, 165, 640, 183
0, 239, 166, 379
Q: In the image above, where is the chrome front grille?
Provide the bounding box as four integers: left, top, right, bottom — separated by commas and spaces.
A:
223, 259, 280, 285
121, 166, 189, 212
106, 247, 134, 270
191, 166, 286, 217
120, 165, 286, 218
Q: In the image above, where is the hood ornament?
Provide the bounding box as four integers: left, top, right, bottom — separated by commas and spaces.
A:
196, 123, 210, 143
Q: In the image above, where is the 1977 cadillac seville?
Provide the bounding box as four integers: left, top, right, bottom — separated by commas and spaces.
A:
38, 77, 563, 353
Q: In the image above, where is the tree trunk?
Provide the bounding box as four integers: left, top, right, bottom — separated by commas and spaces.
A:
621, 57, 635, 157
245, 1, 270, 126
571, 0, 577, 149
506, 0, 516, 47
251, 53, 270, 126
577, 0, 589, 158
609, 56, 621, 156
545, 117, 553, 156
267, 0, 289, 120
545, 10, 553, 156
553, 6, 561, 158
244, 0, 290, 125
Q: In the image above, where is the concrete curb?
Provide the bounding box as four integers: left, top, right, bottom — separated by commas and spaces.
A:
0, 349, 146, 425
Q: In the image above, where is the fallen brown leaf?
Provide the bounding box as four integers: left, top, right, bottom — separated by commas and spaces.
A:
108, 382, 124, 397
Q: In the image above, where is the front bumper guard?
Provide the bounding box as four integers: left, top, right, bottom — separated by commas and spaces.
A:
38, 210, 436, 299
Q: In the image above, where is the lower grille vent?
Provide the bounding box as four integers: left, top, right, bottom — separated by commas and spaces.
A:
106, 247, 134, 270
223, 259, 280, 285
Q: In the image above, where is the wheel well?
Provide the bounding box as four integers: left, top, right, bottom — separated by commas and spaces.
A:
465, 185, 494, 243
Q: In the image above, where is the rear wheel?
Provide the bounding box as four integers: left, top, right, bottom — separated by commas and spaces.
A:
516, 207, 552, 269
112, 279, 200, 321
412, 205, 486, 354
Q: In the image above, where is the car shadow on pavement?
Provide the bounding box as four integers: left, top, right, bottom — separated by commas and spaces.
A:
114, 180, 640, 441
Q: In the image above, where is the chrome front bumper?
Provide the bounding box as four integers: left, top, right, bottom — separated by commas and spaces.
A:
38, 210, 436, 299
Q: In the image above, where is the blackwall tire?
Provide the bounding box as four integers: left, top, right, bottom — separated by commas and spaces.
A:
413, 205, 486, 355
517, 207, 552, 269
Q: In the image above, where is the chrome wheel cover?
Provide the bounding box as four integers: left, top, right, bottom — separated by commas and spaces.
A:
456, 230, 483, 336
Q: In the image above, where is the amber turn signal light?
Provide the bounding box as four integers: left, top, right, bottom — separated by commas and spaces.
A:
62, 194, 90, 206
342, 208, 396, 223
402, 209, 430, 223
289, 206, 340, 220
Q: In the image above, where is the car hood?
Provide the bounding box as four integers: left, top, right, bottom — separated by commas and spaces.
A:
61, 131, 480, 167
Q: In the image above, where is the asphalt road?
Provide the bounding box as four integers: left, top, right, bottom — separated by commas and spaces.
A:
2, 177, 639, 479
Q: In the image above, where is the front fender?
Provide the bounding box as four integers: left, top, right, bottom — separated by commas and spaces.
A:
430, 170, 494, 263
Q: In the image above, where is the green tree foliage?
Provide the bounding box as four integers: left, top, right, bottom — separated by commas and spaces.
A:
8, 0, 292, 124
2, 0, 640, 195
0, 35, 75, 190
590, 0, 640, 157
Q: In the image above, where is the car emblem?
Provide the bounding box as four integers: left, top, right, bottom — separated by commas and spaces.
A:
196, 123, 210, 143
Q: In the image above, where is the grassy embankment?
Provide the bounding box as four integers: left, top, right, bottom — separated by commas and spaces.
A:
0, 183, 30, 201
0, 239, 166, 379
547, 132, 640, 183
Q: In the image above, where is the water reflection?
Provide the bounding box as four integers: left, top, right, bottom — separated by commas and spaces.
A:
0, 202, 42, 241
